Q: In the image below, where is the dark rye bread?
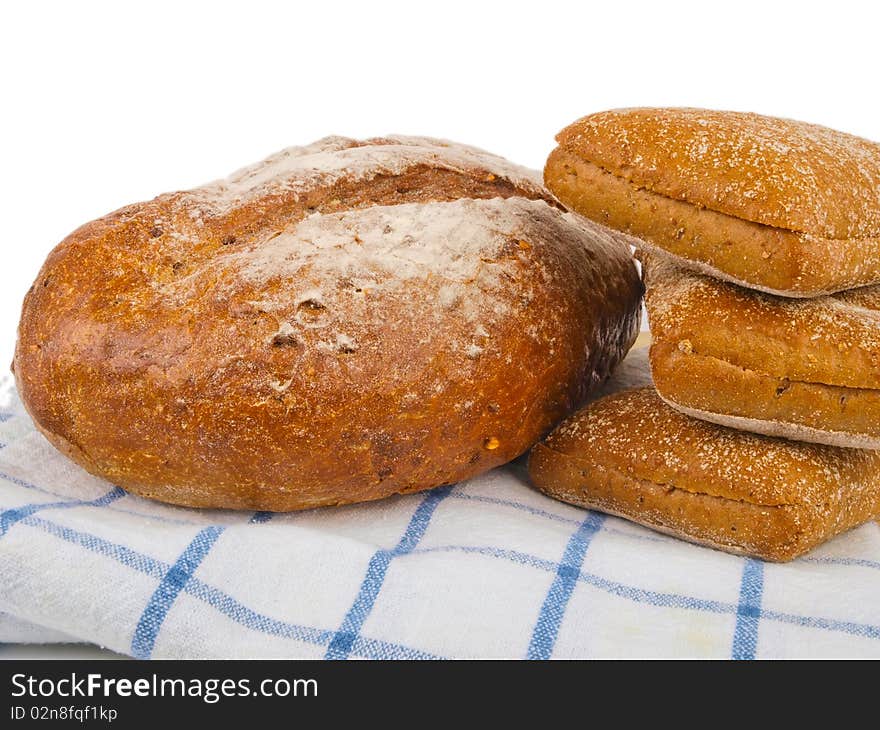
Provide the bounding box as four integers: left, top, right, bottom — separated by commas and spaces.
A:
13, 136, 642, 511
643, 254, 880, 448
528, 388, 880, 561
545, 108, 880, 296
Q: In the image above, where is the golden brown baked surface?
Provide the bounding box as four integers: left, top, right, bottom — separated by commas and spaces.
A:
643, 255, 880, 447
14, 136, 642, 511
545, 108, 880, 296
528, 388, 880, 561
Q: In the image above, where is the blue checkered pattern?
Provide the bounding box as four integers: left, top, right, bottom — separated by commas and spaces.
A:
1, 386, 879, 658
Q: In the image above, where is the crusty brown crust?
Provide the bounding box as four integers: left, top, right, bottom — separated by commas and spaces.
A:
13, 136, 642, 511
555, 107, 880, 239
545, 108, 880, 296
643, 254, 880, 447
527, 388, 880, 561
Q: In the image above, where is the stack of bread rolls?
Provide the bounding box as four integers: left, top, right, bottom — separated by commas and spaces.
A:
531, 108, 880, 560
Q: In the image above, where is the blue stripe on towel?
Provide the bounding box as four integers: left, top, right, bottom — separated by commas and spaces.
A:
732, 558, 764, 660
526, 512, 605, 659
324, 486, 452, 660
130, 526, 225, 658
0, 487, 125, 538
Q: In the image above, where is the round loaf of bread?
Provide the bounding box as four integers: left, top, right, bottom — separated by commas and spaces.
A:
14, 136, 642, 511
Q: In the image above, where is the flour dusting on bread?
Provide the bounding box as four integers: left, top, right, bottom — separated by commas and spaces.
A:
194, 135, 545, 212
234, 198, 541, 290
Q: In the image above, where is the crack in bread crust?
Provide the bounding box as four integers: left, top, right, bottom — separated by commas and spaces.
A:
552, 108, 880, 240
650, 345, 880, 447
545, 147, 880, 295
534, 443, 792, 508
658, 340, 880, 396
642, 254, 880, 391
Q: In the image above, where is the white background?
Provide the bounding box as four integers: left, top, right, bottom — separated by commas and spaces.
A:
3, 0, 880, 370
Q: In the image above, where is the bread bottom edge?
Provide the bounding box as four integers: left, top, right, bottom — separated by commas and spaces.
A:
532, 484, 791, 562
634, 239, 830, 298
657, 393, 880, 450
528, 440, 817, 561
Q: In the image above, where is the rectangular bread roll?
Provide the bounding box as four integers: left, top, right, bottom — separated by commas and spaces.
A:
642, 253, 880, 448
544, 108, 880, 297
528, 388, 880, 561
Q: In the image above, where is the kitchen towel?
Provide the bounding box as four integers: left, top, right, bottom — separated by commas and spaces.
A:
1, 344, 879, 659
